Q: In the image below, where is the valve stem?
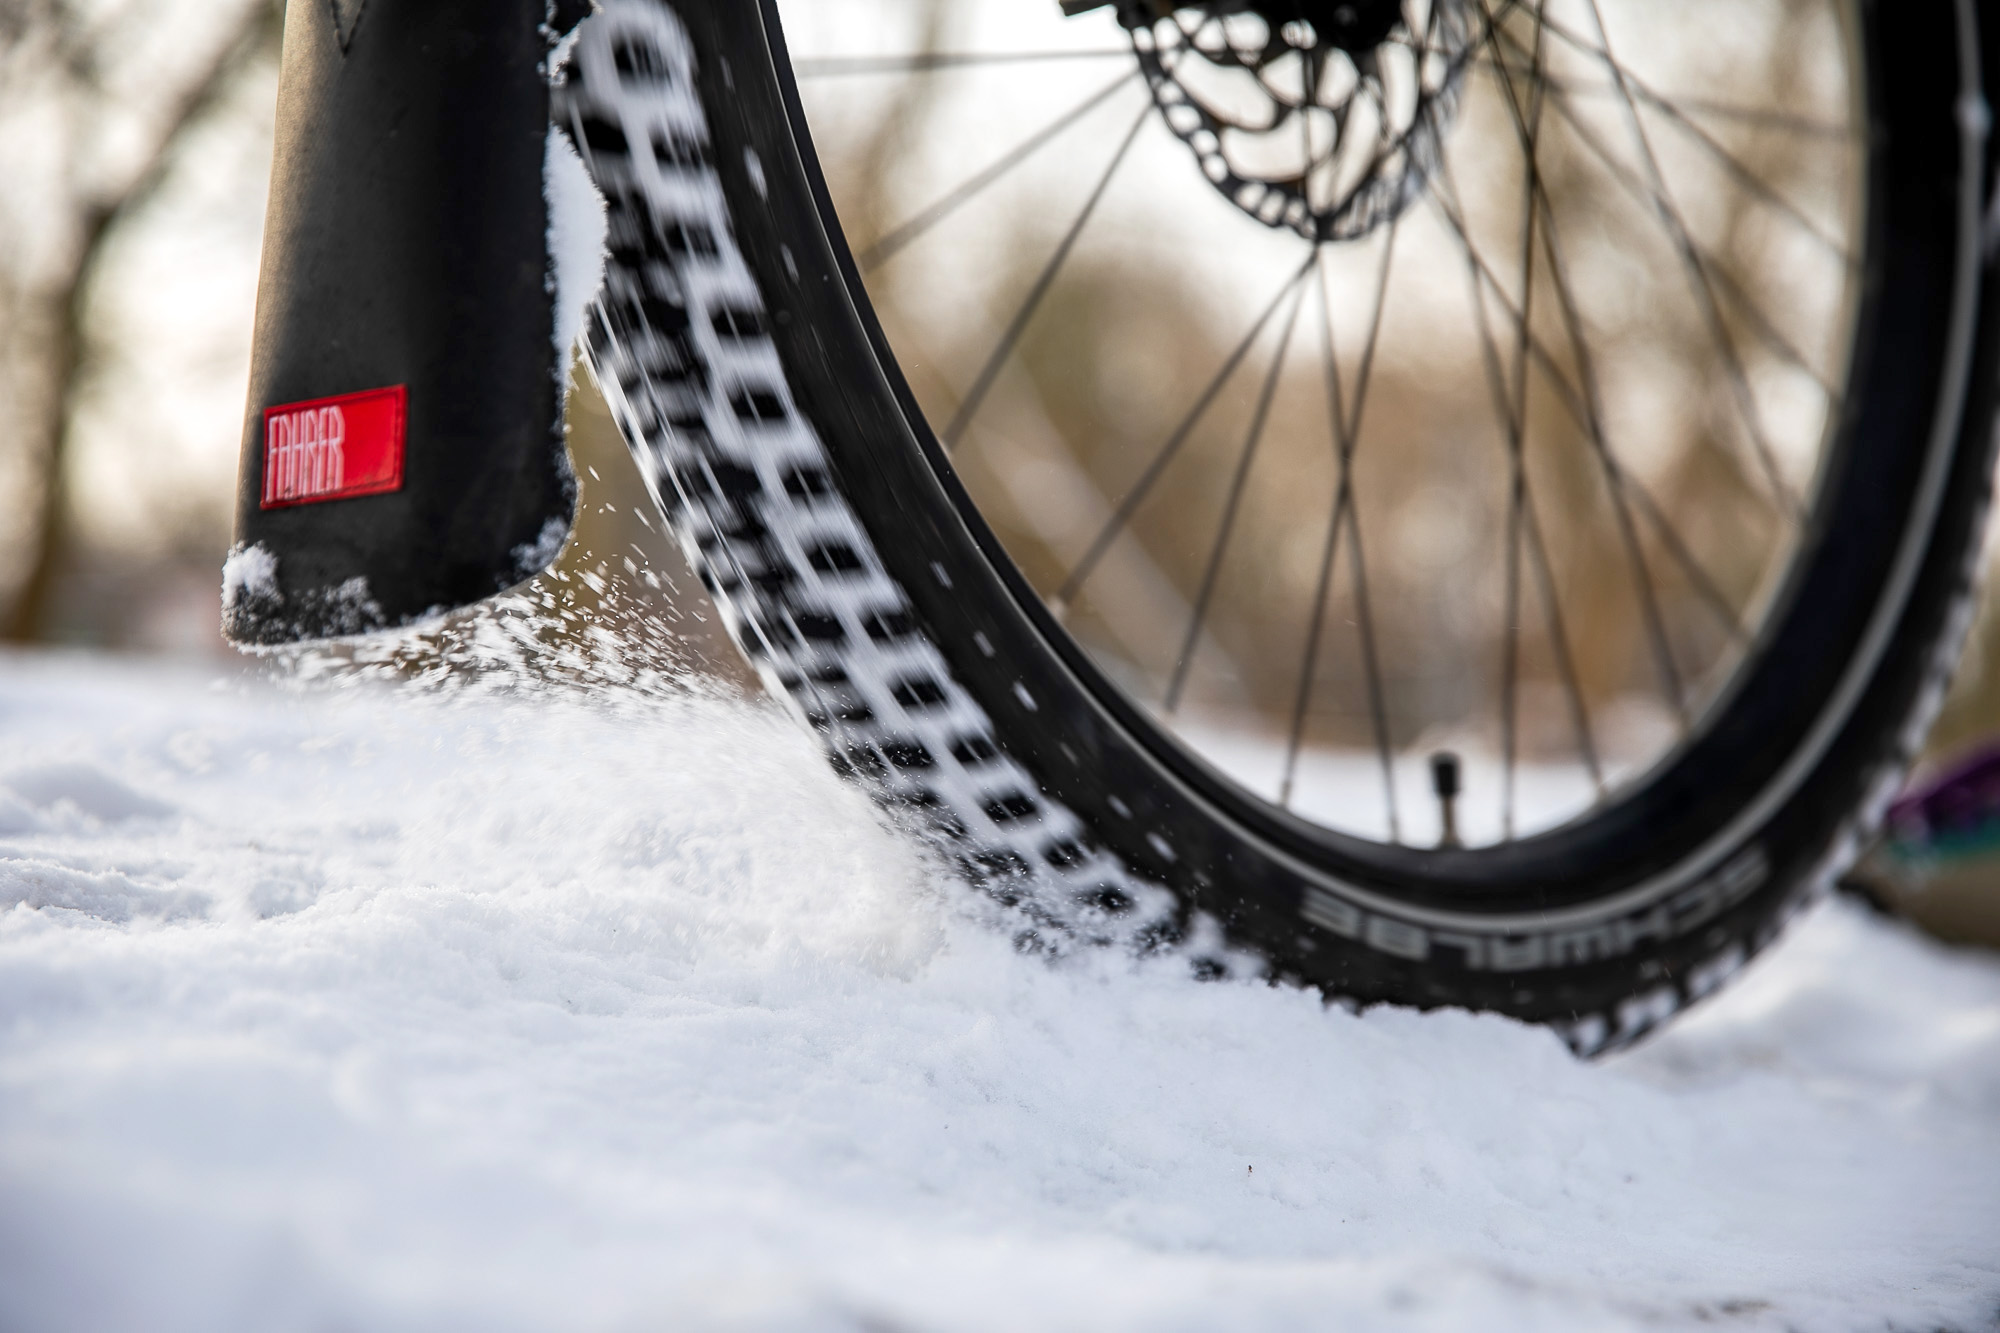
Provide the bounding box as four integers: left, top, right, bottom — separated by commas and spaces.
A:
1431, 751, 1462, 849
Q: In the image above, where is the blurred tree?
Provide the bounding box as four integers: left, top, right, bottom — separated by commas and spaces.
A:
0, 0, 279, 643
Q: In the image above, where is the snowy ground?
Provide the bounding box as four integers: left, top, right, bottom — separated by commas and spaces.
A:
0, 648, 1996, 1333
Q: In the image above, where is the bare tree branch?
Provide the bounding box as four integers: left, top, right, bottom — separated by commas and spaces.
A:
4, 0, 280, 643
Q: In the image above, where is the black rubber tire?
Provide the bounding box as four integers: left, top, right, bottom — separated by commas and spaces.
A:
558, 0, 2000, 1053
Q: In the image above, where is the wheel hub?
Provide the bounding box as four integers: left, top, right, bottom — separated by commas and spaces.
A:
1248, 0, 1406, 53
1113, 0, 1473, 242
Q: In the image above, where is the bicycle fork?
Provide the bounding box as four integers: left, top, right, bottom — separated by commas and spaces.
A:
226, 0, 591, 646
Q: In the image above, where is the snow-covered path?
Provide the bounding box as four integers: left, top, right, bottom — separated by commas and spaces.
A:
0, 650, 1995, 1333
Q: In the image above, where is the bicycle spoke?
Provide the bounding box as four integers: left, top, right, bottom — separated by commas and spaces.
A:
1512, 61, 1843, 401
1445, 168, 1534, 826
1165, 280, 1310, 715
1428, 184, 1753, 648
1341, 220, 1402, 445
1282, 47, 1347, 807
1451, 160, 1606, 797
1282, 238, 1402, 838
1468, 27, 1693, 725
1569, 0, 1806, 529
859, 69, 1141, 271
1282, 438, 1348, 808
1532, 205, 1688, 726
1505, 6, 1549, 431
941, 101, 1151, 449
1457, 52, 1849, 139
1624, 482, 1752, 647
1501, 7, 1548, 839
1502, 468, 1526, 830
1522, 487, 1604, 791
1450, 169, 1607, 795
1455, 232, 1526, 816
1343, 464, 1398, 840
1701, 259, 1840, 401
1055, 254, 1318, 610
1339, 222, 1404, 823
1530, 6, 1853, 265
1281, 484, 1358, 810
794, 49, 1135, 78
1625, 89, 1849, 144
1456, 241, 1528, 808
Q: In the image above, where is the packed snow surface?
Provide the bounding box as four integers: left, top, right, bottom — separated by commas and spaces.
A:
1, 649, 1996, 1333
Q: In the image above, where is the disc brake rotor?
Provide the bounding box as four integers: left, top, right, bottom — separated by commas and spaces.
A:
1122, 0, 1475, 241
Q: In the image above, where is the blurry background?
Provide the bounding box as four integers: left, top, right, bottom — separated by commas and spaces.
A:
0, 0, 749, 684
0, 0, 1992, 874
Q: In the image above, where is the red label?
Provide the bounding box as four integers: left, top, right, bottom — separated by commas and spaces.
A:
260, 385, 407, 510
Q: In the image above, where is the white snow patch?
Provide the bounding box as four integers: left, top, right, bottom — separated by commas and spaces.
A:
545, 32, 583, 83
1, 761, 175, 828
512, 514, 570, 580
0, 650, 1995, 1332
545, 123, 607, 361
219, 541, 277, 612
323, 573, 383, 632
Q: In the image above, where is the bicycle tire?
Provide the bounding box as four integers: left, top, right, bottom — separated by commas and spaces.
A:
556, 0, 2000, 1053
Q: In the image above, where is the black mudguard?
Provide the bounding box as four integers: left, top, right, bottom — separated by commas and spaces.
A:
225, 0, 592, 645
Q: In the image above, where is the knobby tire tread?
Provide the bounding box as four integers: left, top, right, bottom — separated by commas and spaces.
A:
557, 0, 2000, 1054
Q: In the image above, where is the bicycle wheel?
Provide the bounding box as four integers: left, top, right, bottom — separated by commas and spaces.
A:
556, 0, 2000, 1052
